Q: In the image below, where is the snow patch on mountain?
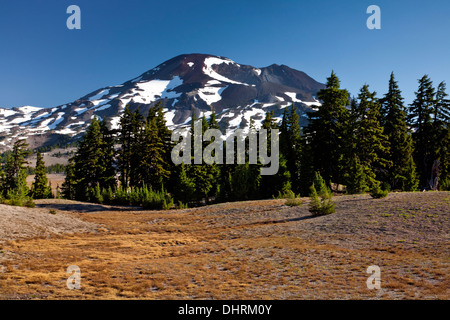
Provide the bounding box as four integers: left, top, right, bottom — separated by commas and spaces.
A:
96, 104, 112, 111
17, 106, 42, 113
203, 57, 250, 86
284, 92, 321, 106
197, 85, 228, 105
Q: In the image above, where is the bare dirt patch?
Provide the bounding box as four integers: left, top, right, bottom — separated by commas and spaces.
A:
0, 192, 448, 300
0, 204, 99, 244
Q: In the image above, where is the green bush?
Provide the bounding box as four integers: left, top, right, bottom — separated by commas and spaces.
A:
370, 181, 389, 199
276, 189, 296, 199
313, 172, 328, 197
3, 190, 35, 208
308, 174, 335, 216
101, 187, 114, 204
440, 178, 450, 191
142, 188, 173, 210
24, 199, 36, 208
162, 197, 174, 210
111, 186, 129, 205
87, 185, 103, 204
285, 198, 304, 207
177, 201, 188, 209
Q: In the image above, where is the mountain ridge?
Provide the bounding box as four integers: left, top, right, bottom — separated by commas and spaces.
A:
0, 53, 325, 151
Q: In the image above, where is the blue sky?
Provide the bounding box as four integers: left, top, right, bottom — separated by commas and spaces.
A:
0, 0, 449, 108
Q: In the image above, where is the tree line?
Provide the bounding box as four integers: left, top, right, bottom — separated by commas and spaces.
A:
0, 71, 448, 208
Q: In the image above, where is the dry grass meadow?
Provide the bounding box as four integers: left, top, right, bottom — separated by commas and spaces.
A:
0, 191, 448, 300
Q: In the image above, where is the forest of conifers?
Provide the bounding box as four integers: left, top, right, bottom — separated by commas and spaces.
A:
1, 72, 448, 209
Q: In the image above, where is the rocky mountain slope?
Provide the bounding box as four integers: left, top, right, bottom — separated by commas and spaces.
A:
0, 53, 324, 151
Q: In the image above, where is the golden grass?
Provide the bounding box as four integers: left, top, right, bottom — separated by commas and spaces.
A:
0, 192, 449, 300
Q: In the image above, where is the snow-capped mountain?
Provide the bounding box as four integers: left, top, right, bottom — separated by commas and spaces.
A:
0, 53, 324, 151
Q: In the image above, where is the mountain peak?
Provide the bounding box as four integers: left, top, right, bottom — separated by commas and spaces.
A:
0, 54, 325, 151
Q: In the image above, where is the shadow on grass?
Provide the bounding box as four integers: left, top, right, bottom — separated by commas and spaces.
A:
35, 202, 141, 213
243, 215, 316, 228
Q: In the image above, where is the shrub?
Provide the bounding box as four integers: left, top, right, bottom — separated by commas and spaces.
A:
101, 187, 114, 204
276, 189, 296, 199
87, 185, 103, 204
313, 172, 328, 197
142, 188, 174, 210
285, 198, 304, 207
162, 198, 174, 210
178, 201, 188, 209
24, 199, 35, 208
440, 178, 450, 191
111, 186, 129, 205
370, 181, 389, 199
3, 190, 35, 208
308, 178, 335, 216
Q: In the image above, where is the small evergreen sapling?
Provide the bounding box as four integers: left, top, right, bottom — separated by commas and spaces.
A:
309, 172, 335, 216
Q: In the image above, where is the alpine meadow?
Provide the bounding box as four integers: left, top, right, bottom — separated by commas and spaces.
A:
0, 1, 449, 304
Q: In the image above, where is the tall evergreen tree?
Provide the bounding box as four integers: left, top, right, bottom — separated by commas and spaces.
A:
380, 73, 418, 190
185, 110, 215, 202
125, 108, 145, 188
434, 81, 450, 189
305, 71, 350, 188
280, 103, 303, 194
408, 75, 436, 188
135, 114, 169, 190
434, 81, 450, 124
206, 109, 221, 198
69, 116, 116, 200
260, 111, 290, 197
353, 84, 391, 187
31, 151, 52, 199
174, 163, 196, 203
2, 140, 31, 198
99, 119, 117, 190
346, 154, 368, 194
61, 159, 76, 200
118, 105, 134, 189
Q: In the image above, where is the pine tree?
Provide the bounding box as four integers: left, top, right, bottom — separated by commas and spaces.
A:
206, 109, 221, 198
136, 115, 169, 190
305, 71, 350, 188
174, 164, 196, 203
61, 159, 76, 200
186, 110, 215, 202
298, 138, 315, 197
247, 118, 262, 199
118, 105, 134, 189
280, 103, 303, 194
346, 155, 368, 194
99, 119, 117, 190
434, 82, 450, 189
260, 111, 290, 198
380, 73, 417, 190
309, 172, 335, 216
279, 108, 290, 157
155, 103, 174, 190
408, 75, 436, 189
69, 116, 116, 201
434, 81, 450, 124
353, 84, 391, 188
402, 155, 419, 191
31, 152, 52, 199
2, 140, 31, 198
127, 107, 145, 188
